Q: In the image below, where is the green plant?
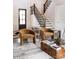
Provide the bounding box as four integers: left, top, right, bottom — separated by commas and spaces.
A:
54, 38, 61, 46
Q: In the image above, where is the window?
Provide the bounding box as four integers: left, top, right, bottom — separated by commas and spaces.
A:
19, 9, 26, 24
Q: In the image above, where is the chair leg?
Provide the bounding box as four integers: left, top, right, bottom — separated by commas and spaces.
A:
20, 39, 23, 45
33, 37, 36, 44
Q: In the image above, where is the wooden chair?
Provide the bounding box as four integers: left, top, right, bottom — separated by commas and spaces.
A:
19, 29, 35, 45
40, 28, 54, 41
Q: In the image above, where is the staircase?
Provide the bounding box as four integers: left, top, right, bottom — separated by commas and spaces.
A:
31, 1, 54, 28
45, 19, 54, 29
31, 4, 46, 27
43, 0, 52, 13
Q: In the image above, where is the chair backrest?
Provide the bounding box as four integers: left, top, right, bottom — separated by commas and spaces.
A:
19, 29, 35, 35
19, 29, 27, 34
40, 28, 54, 32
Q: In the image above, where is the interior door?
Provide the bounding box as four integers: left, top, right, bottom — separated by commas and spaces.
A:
19, 9, 26, 30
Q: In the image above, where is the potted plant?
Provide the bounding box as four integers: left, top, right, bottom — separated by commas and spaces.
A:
54, 38, 61, 46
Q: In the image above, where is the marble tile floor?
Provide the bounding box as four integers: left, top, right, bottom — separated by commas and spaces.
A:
13, 38, 64, 59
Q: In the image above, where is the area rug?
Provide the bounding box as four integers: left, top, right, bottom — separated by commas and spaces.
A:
13, 43, 53, 59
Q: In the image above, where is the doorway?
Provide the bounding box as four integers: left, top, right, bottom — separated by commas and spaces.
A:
18, 9, 26, 30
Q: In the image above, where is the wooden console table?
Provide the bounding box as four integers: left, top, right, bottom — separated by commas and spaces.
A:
41, 40, 65, 59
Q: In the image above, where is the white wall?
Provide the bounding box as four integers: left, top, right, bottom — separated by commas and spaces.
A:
55, 5, 65, 39
13, 0, 27, 31
31, 14, 40, 27
26, 0, 31, 29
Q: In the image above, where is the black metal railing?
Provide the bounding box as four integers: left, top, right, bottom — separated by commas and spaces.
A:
31, 4, 46, 27
44, 0, 52, 13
